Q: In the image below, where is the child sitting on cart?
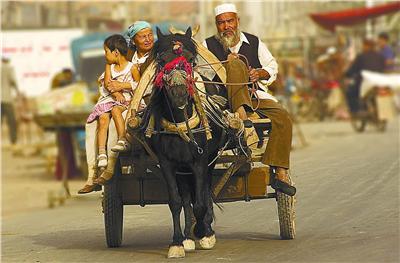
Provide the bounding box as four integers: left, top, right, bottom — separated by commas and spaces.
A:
87, 34, 140, 168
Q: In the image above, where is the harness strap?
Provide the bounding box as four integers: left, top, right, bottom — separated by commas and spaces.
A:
160, 104, 200, 132
183, 106, 203, 155
131, 133, 159, 163
192, 75, 212, 140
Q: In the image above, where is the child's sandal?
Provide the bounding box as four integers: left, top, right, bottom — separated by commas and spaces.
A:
111, 140, 131, 152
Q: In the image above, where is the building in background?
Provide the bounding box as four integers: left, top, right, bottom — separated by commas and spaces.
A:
2, 1, 398, 38
2, 0, 399, 96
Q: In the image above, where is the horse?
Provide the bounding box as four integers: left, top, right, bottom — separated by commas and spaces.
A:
143, 27, 229, 258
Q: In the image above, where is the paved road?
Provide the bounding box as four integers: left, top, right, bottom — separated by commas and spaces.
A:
2, 119, 399, 262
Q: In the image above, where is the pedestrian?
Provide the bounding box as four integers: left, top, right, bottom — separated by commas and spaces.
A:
51, 68, 75, 89
50, 68, 80, 182
203, 3, 295, 196
344, 38, 385, 115
377, 32, 396, 72
1, 57, 19, 145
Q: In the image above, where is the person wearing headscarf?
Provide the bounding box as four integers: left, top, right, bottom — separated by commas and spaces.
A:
124, 21, 155, 69
78, 21, 155, 194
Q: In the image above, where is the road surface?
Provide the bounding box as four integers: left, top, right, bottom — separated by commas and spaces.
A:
2, 119, 399, 262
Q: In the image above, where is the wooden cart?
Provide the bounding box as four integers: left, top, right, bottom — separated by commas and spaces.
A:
102, 118, 296, 248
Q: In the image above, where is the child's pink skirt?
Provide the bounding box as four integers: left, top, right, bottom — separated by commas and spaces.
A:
87, 101, 130, 123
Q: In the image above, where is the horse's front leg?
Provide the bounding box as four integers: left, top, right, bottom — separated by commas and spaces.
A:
204, 165, 216, 234
191, 160, 216, 250
200, 178, 217, 250
177, 176, 196, 252
159, 159, 185, 258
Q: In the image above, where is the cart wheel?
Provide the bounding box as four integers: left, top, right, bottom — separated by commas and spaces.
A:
276, 175, 296, 240
103, 171, 123, 248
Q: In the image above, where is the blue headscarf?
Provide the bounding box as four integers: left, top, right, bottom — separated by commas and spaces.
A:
125, 21, 152, 40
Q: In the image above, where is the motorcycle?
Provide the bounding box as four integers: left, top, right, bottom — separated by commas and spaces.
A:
351, 70, 399, 133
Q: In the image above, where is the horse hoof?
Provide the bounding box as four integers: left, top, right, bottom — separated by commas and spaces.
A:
167, 246, 185, 258
182, 239, 195, 252
199, 234, 216, 250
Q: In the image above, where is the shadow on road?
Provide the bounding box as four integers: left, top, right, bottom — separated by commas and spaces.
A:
217, 231, 280, 241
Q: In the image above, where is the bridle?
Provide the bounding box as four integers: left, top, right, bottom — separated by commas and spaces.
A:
152, 47, 205, 154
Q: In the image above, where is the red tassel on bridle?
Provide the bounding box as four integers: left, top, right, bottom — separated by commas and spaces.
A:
154, 56, 194, 96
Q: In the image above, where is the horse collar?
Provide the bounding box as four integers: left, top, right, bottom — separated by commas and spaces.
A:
160, 104, 200, 133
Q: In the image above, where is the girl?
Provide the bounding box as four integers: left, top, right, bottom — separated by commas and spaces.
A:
87, 34, 140, 168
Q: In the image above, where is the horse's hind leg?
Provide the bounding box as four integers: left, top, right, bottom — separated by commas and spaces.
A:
160, 160, 185, 258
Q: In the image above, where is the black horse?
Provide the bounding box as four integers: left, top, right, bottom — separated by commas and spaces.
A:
144, 27, 228, 258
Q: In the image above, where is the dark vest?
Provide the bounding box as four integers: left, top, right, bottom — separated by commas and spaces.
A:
205, 32, 262, 69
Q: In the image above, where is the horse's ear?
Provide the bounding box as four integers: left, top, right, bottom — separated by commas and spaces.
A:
185, 27, 192, 38
156, 27, 165, 40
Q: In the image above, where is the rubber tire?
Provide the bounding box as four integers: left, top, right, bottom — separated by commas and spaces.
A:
276, 175, 296, 240
103, 175, 123, 248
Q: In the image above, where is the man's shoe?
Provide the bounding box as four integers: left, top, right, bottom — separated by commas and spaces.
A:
77, 184, 101, 194
270, 168, 296, 196
271, 179, 296, 196
94, 176, 108, 186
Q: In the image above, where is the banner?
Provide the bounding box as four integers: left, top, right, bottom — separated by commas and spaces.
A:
2, 29, 83, 97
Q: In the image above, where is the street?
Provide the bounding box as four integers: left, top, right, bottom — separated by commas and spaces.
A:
2, 119, 399, 262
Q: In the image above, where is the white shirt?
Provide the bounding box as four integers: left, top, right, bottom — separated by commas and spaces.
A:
202, 32, 278, 91
97, 62, 136, 104
131, 51, 149, 67
131, 51, 150, 107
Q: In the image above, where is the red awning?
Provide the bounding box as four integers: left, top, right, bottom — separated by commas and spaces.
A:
310, 2, 400, 32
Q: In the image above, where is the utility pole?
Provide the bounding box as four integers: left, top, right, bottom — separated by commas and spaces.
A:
199, 1, 206, 41
366, 0, 374, 38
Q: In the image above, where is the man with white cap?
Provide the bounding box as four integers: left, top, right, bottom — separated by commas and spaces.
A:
203, 3, 295, 196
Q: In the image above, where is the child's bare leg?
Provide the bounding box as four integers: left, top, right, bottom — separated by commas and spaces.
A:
111, 106, 130, 152
111, 106, 126, 140
97, 113, 111, 154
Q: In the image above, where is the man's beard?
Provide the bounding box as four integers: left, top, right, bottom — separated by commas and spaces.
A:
215, 28, 240, 51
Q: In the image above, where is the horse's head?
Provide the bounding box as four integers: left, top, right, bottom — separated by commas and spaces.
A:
153, 27, 197, 110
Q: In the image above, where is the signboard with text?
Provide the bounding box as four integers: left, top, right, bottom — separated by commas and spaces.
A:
2, 29, 83, 97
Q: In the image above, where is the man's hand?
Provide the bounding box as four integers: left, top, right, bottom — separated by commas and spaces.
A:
249, 67, 270, 82
249, 67, 260, 82
112, 92, 126, 104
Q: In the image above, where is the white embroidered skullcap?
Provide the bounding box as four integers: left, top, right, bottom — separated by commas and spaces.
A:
214, 3, 237, 16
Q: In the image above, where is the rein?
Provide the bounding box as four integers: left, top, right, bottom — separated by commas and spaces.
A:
193, 54, 261, 111
160, 86, 204, 155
